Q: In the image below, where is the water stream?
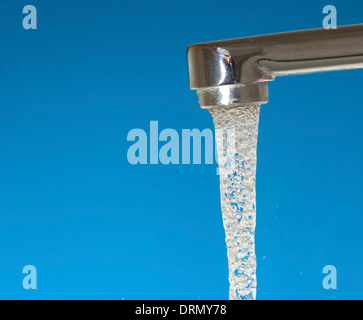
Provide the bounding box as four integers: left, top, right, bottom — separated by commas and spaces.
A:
209, 105, 261, 300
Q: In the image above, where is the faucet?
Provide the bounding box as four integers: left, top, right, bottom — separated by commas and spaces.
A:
187, 24, 363, 108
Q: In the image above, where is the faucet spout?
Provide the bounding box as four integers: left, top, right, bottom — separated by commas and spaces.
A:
187, 24, 363, 108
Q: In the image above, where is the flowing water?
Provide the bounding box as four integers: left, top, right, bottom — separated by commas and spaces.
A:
209, 105, 261, 300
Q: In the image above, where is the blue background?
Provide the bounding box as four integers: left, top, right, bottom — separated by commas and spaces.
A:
0, 0, 362, 300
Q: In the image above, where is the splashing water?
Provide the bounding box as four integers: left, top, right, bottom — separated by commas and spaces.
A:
209, 105, 261, 300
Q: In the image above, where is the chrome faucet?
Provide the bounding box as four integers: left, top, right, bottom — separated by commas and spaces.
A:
187, 24, 363, 108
